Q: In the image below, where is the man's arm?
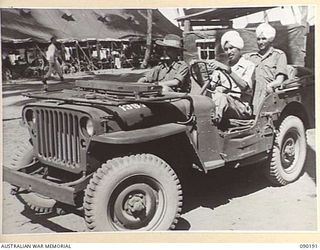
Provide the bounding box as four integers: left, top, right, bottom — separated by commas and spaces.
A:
160, 62, 189, 89
228, 70, 251, 91
137, 66, 160, 83
138, 75, 180, 86
266, 74, 286, 93
159, 79, 180, 87
209, 59, 254, 92
137, 76, 148, 83
266, 51, 288, 93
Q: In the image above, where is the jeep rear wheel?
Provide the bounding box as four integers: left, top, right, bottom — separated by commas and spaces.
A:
84, 154, 183, 231
269, 116, 307, 185
11, 141, 56, 214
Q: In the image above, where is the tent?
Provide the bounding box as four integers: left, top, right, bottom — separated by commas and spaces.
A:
1, 8, 183, 75
1, 8, 182, 43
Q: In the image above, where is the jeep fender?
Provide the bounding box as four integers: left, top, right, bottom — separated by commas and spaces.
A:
90, 123, 206, 173
91, 123, 188, 144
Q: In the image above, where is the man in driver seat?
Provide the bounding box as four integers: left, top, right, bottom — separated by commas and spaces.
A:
208, 31, 255, 125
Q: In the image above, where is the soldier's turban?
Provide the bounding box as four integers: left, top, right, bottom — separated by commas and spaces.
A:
256, 23, 276, 42
220, 31, 244, 50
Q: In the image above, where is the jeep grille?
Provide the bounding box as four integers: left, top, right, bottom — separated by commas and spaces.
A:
34, 108, 81, 170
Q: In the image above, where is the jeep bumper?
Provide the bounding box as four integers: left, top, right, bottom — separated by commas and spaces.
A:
3, 166, 76, 206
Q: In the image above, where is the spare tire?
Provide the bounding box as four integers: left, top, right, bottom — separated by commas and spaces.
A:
11, 141, 56, 215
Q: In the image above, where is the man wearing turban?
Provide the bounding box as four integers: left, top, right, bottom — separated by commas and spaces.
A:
207, 30, 255, 125
245, 22, 288, 114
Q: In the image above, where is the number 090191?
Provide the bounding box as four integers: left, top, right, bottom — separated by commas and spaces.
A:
300, 244, 318, 248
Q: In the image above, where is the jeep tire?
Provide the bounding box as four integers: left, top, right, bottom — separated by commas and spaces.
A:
269, 115, 307, 185
84, 154, 183, 231
11, 141, 56, 214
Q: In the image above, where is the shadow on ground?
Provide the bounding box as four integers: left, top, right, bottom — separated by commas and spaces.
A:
175, 144, 317, 230
9, 135, 316, 232
174, 163, 270, 230
21, 209, 77, 233
304, 145, 316, 184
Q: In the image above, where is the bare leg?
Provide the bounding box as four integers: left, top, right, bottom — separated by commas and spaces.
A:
42, 62, 55, 90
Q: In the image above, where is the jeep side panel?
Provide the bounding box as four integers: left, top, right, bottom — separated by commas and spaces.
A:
222, 94, 276, 163
188, 95, 225, 165
222, 82, 312, 164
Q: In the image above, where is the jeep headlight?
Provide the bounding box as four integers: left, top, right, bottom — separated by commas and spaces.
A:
25, 109, 36, 124
81, 117, 94, 137
86, 119, 94, 136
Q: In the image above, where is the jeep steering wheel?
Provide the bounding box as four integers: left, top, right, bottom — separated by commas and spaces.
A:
190, 61, 233, 95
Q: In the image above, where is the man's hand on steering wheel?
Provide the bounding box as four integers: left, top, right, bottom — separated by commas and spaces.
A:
207, 59, 231, 74
190, 60, 233, 95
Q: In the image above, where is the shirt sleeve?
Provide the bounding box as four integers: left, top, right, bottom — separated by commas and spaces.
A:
174, 62, 189, 83
144, 66, 160, 83
241, 62, 255, 89
275, 52, 288, 78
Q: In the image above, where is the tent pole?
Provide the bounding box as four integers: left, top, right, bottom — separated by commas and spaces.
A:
35, 44, 48, 62
142, 9, 153, 68
77, 41, 98, 70
97, 41, 101, 60
76, 41, 81, 72
24, 48, 29, 64
111, 42, 114, 69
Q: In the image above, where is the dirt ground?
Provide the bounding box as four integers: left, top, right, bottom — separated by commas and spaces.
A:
1, 72, 318, 233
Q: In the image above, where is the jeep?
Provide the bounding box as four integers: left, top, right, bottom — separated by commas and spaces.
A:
3, 62, 314, 231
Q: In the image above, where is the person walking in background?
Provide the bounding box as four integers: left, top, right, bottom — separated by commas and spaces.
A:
244, 22, 288, 113
42, 36, 64, 90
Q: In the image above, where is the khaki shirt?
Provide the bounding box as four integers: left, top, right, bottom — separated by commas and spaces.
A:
211, 57, 255, 104
244, 47, 288, 112
145, 61, 190, 92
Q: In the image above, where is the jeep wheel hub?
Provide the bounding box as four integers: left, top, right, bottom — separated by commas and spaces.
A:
281, 132, 299, 172
112, 181, 161, 229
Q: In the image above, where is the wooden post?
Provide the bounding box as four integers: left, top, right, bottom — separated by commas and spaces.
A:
75, 41, 80, 71
142, 9, 153, 68
97, 41, 101, 60
184, 20, 191, 33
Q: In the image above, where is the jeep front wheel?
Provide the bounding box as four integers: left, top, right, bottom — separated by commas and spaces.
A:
269, 115, 307, 185
84, 154, 183, 231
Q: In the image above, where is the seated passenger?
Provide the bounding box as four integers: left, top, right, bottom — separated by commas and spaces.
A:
138, 34, 190, 93
244, 23, 288, 113
208, 31, 255, 124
